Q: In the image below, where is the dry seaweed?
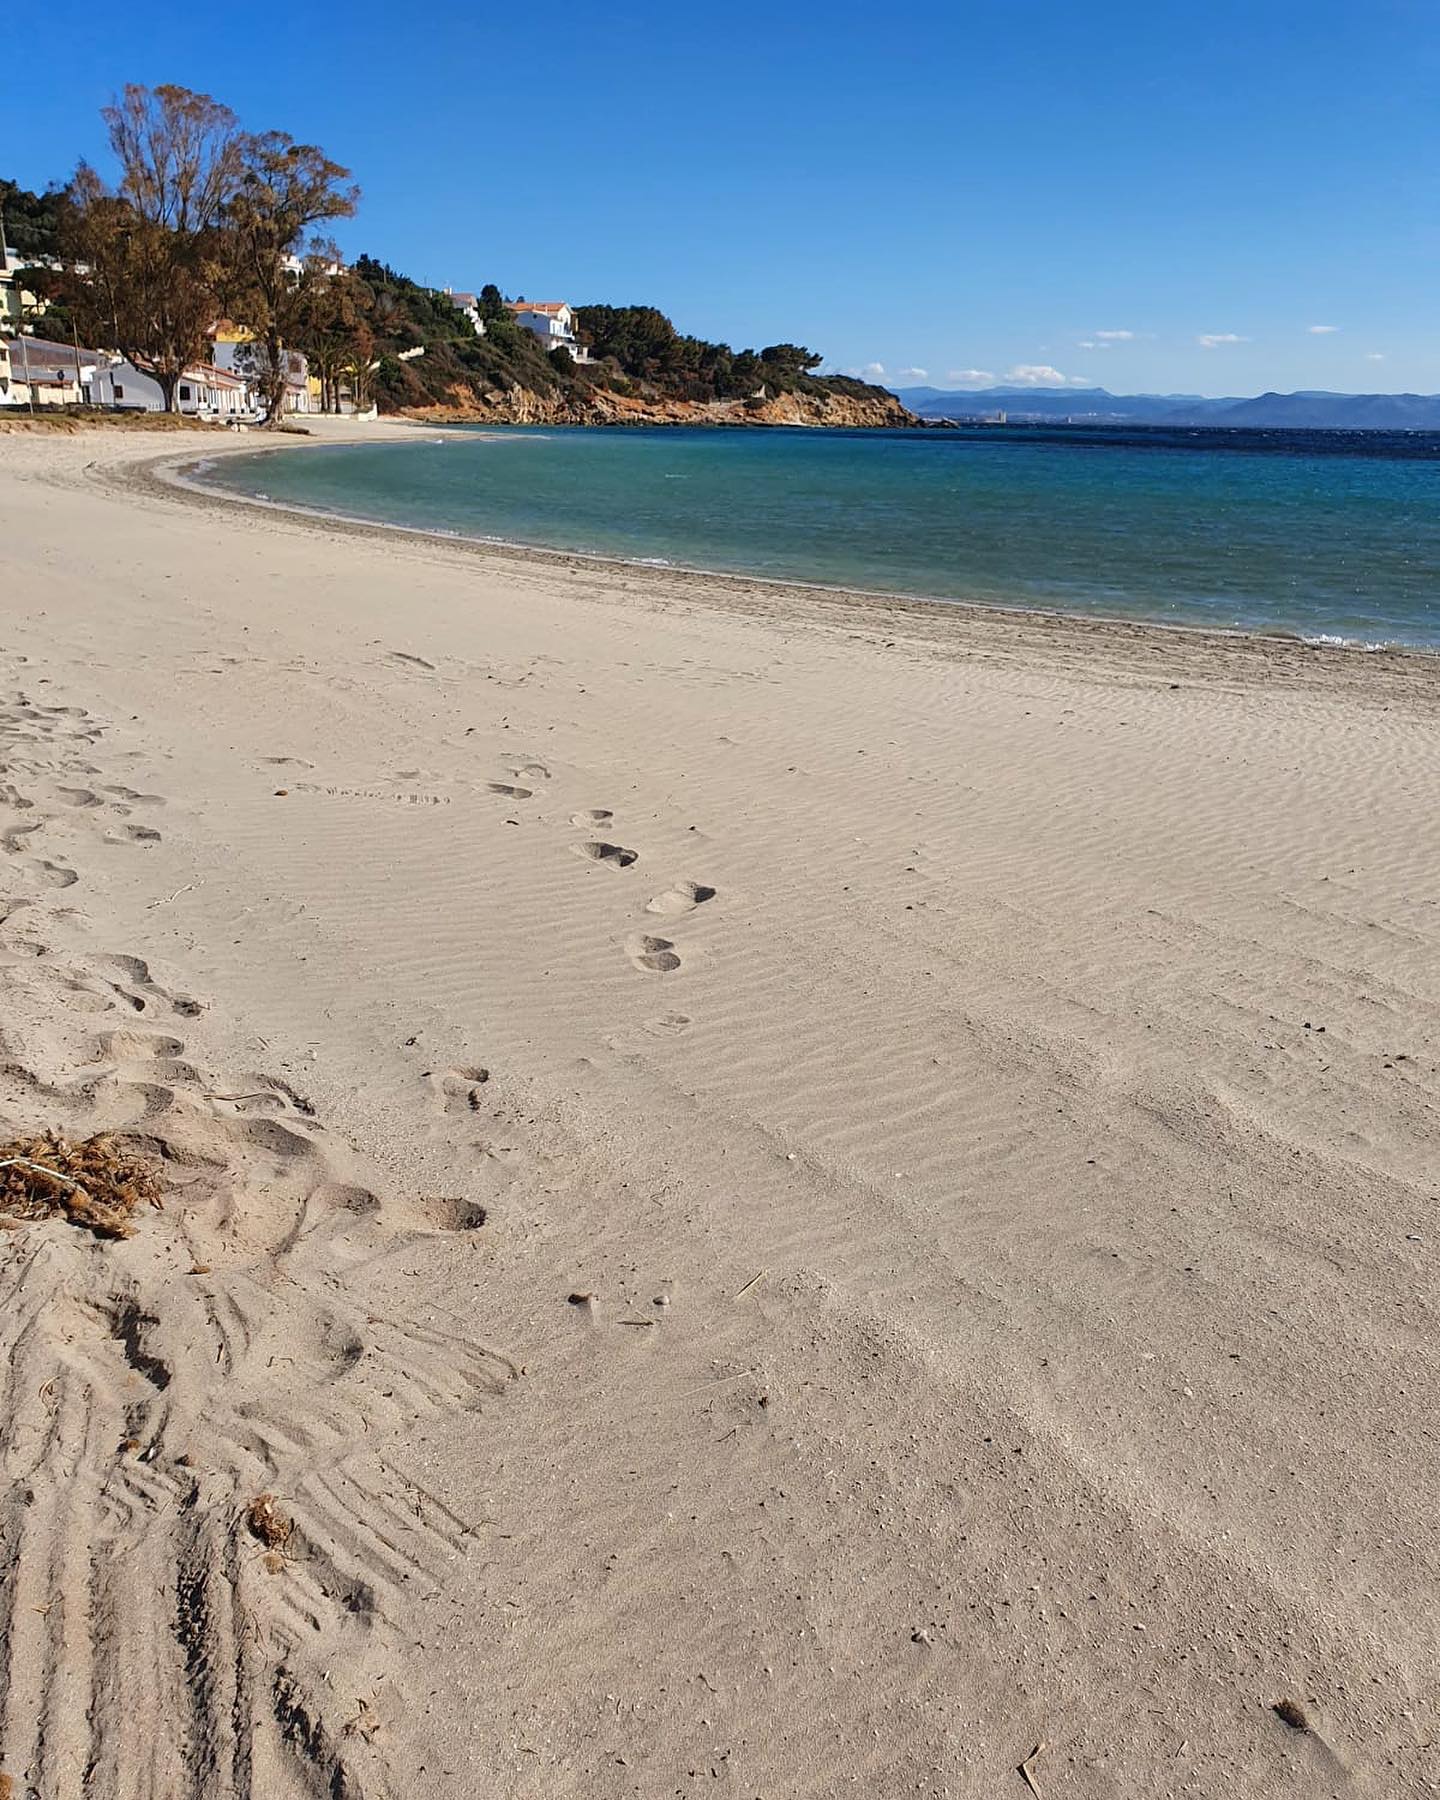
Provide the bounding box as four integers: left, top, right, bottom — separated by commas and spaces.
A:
245, 1493, 293, 1550
0, 1132, 164, 1239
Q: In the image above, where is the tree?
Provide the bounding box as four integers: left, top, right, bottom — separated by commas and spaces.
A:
106, 83, 244, 232
574, 304, 680, 377
224, 134, 358, 425
296, 271, 371, 411
344, 344, 381, 413
729, 350, 764, 395
759, 343, 823, 381
56, 86, 242, 410
0, 179, 66, 260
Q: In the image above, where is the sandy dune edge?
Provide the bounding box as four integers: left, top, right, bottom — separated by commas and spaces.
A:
0, 426, 1437, 1798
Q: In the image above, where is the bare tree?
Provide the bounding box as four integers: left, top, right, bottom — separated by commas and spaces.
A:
105, 83, 243, 233
225, 136, 358, 425
59, 86, 242, 411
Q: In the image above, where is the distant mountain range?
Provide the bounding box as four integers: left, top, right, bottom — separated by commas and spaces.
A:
891, 385, 1440, 431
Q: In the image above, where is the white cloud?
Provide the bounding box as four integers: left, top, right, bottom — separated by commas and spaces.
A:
1094, 330, 1135, 341
1365, 351, 1385, 362
897, 366, 928, 381
1197, 333, 1249, 348
1077, 340, 1107, 351
945, 368, 996, 386
1005, 364, 1092, 387
862, 362, 885, 379
1307, 324, 1340, 335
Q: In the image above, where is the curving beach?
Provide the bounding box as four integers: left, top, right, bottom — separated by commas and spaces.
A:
1, 420, 1437, 1798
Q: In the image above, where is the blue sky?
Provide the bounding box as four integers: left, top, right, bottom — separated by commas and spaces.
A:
6, 0, 1438, 395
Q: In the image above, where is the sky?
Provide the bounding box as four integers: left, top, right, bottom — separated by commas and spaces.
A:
5, 0, 1439, 397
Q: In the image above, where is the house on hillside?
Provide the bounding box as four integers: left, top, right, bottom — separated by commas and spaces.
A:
442, 289, 486, 337
0, 250, 55, 333
507, 300, 591, 363
280, 252, 345, 281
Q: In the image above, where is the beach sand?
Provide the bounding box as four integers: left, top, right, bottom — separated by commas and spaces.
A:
0, 422, 1437, 1798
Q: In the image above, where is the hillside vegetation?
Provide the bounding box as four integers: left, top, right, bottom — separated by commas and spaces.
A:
352, 264, 907, 425
4, 155, 909, 427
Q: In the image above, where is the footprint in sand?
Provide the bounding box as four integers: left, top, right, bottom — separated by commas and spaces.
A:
645, 880, 715, 918
428, 1065, 492, 1115
628, 933, 681, 973
100, 784, 165, 807
486, 783, 533, 800
511, 762, 550, 781
102, 954, 203, 1018
96, 1028, 188, 1062
571, 809, 613, 828
573, 840, 638, 869
414, 1194, 489, 1232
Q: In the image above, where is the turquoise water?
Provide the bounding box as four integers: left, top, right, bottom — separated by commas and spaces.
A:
200, 424, 1440, 647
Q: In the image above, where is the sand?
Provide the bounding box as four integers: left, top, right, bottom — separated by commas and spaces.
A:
0, 420, 1436, 1799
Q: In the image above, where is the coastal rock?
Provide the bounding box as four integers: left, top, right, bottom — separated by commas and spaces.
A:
395, 381, 916, 431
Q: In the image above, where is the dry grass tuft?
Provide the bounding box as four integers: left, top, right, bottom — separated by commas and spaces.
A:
0, 409, 226, 436
0, 1132, 164, 1239
245, 1493, 293, 1549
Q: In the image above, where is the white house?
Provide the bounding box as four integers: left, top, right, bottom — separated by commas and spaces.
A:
507, 300, 591, 363
86, 357, 255, 418
279, 251, 345, 280
441, 288, 486, 337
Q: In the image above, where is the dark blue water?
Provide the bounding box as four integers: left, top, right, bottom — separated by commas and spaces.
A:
200, 424, 1440, 647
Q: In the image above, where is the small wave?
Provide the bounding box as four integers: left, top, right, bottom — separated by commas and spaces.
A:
1301, 632, 1397, 652
634, 557, 674, 567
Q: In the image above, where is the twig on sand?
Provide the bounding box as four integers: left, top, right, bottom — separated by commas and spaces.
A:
147, 881, 197, 909
733, 1269, 767, 1300
1019, 1741, 1046, 1797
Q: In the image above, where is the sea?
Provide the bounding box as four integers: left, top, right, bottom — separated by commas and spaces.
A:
197, 423, 1440, 649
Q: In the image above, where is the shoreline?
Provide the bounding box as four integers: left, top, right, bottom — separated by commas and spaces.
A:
129, 422, 1440, 689
2, 420, 1438, 1795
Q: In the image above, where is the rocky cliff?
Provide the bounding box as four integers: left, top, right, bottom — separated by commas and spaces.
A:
398, 381, 916, 430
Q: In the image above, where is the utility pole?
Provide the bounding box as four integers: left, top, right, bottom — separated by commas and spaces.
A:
17, 332, 34, 416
